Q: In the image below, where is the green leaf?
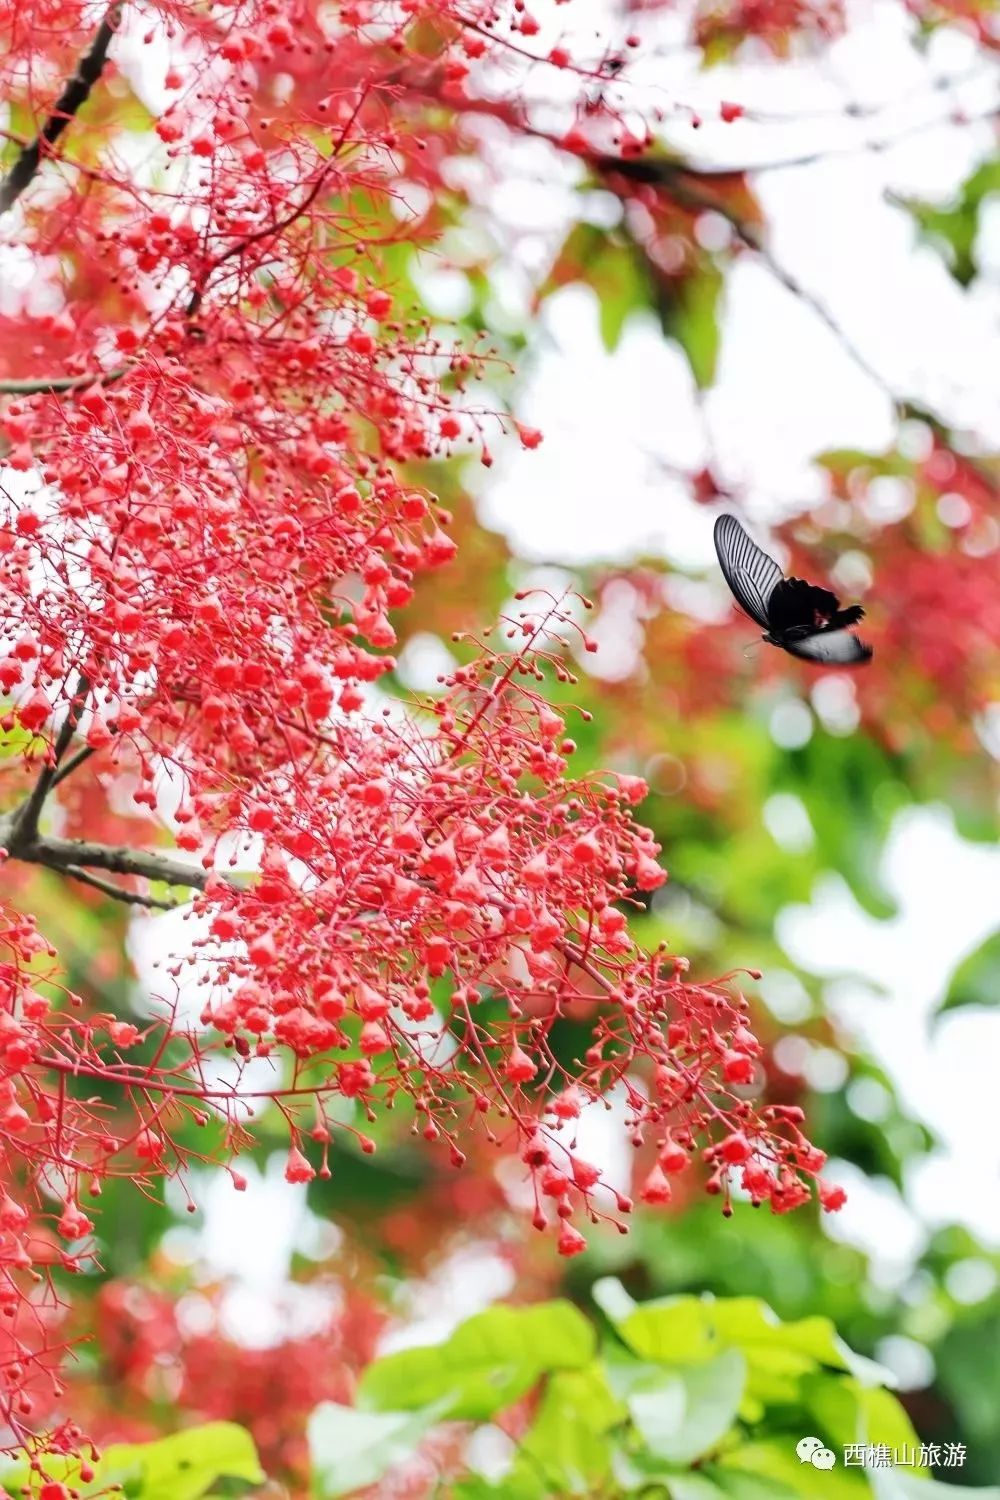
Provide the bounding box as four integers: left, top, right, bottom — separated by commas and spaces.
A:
709, 1299, 849, 1369
939, 927, 1000, 1016
598, 253, 647, 353
719, 1439, 869, 1498
662, 261, 723, 388
516, 1364, 619, 1493
308, 1402, 446, 1498
802, 1371, 919, 1462
452, 1476, 544, 1500
801, 1374, 868, 1453
666, 1478, 730, 1500
859, 1388, 921, 1452
628, 1349, 747, 1465
541, 222, 650, 352
870, 1473, 1000, 1500
0, 1457, 128, 1500
601, 1346, 683, 1404
357, 1301, 595, 1420
706, 1298, 891, 1402
710, 1469, 801, 1500
894, 157, 1000, 286
593, 1275, 640, 1328
596, 1280, 892, 1413
615, 1293, 718, 1364
0, 1423, 263, 1500
114, 1424, 264, 1500
0, 722, 45, 761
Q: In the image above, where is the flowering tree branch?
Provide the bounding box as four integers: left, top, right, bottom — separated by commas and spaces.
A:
0, 822, 214, 896
0, 2, 123, 215
0, 1, 845, 1448
0, 370, 127, 396
10, 676, 91, 848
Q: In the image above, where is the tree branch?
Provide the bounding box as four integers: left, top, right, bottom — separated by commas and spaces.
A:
399, 72, 901, 410
0, 821, 219, 895
183, 82, 370, 320
595, 155, 900, 412
62, 864, 180, 911
0, 672, 236, 905
0, 367, 128, 396
49, 741, 97, 789
0, 2, 123, 216
9, 674, 91, 848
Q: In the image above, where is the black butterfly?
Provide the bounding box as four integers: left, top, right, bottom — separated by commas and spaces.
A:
714, 514, 873, 665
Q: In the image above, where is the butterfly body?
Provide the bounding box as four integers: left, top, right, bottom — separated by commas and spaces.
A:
714, 514, 872, 665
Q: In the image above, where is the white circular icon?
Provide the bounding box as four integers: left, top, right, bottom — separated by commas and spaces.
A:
797, 1436, 837, 1469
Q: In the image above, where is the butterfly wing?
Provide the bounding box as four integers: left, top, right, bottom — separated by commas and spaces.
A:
713, 514, 783, 630
767, 577, 840, 635
781, 630, 873, 665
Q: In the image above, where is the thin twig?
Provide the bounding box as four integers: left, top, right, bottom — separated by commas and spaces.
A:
62, 864, 180, 911
184, 158, 339, 317
39, 1049, 343, 1104
0, 2, 124, 215
401, 71, 901, 406
413, 62, 1000, 180
49, 741, 97, 789
0, 367, 128, 396
699, 94, 1000, 178
184, 83, 371, 319
596, 155, 900, 410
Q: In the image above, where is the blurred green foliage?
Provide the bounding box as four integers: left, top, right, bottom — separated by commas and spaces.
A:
308, 1291, 998, 1497
1, 1424, 264, 1499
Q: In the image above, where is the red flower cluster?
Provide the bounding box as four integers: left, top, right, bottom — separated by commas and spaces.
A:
691, 0, 846, 54
81, 1278, 384, 1484
0, 0, 832, 1451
